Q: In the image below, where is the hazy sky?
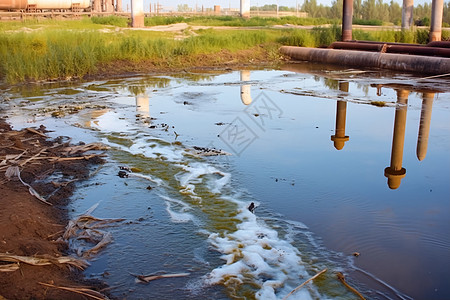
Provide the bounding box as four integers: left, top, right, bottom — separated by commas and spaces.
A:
121, 0, 435, 12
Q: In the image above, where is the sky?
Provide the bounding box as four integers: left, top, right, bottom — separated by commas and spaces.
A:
120, 0, 435, 12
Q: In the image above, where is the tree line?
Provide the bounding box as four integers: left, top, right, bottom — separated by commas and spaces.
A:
251, 0, 449, 26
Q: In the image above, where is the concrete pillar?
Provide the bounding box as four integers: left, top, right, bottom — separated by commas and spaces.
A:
131, 0, 144, 27
430, 0, 444, 41
240, 0, 250, 18
240, 71, 252, 105
116, 0, 122, 12
385, 89, 409, 190
105, 0, 114, 12
331, 82, 350, 150
93, 0, 101, 12
417, 93, 434, 161
342, 0, 353, 41
402, 0, 414, 30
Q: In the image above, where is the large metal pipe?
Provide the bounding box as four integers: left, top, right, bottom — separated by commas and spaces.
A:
427, 41, 450, 48
402, 0, 414, 29
342, 0, 353, 41
330, 41, 450, 58
131, 0, 144, 27
430, 0, 444, 42
280, 46, 450, 74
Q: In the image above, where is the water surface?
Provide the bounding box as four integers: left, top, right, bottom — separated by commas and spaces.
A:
1, 65, 449, 300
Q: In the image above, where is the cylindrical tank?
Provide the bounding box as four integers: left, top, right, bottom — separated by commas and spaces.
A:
0, 0, 27, 10
0, 0, 90, 10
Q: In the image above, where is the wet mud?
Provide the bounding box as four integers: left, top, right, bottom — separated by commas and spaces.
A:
0, 119, 107, 300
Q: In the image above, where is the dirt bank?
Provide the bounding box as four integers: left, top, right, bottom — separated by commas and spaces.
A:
0, 119, 107, 300
87, 47, 283, 80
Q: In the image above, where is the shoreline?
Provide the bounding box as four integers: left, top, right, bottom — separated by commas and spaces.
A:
0, 119, 108, 300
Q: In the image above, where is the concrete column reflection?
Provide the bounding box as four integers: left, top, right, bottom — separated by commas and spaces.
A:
240, 70, 252, 105
417, 92, 434, 161
331, 82, 350, 150
385, 89, 409, 189
136, 93, 150, 119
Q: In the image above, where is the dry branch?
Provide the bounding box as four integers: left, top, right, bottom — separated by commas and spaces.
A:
5, 165, 52, 205
25, 127, 48, 138
0, 253, 88, 270
39, 282, 110, 300
132, 272, 190, 283
0, 263, 20, 272
283, 268, 327, 300
337, 272, 366, 300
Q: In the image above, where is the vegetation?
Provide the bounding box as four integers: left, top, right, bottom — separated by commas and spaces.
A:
301, 0, 450, 26
0, 12, 448, 84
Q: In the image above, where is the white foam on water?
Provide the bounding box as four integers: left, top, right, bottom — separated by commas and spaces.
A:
128, 173, 164, 186
205, 200, 320, 300
129, 139, 185, 161
175, 163, 231, 196
160, 195, 196, 223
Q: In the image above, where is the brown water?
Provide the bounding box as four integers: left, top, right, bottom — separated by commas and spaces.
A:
1, 64, 449, 299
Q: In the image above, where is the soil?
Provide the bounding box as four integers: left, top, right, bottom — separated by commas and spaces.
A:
0, 119, 108, 300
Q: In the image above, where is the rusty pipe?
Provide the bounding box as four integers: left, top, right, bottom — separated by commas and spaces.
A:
280, 46, 450, 74
427, 41, 450, 48
342, 0, 353, 41
329, 42, 450, 58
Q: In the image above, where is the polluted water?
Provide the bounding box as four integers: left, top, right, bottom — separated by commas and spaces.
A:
1, 65, 449, 300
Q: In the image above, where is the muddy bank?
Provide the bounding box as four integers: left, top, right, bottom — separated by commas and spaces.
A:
0, 119, 107, 300
85, 47, 282, 81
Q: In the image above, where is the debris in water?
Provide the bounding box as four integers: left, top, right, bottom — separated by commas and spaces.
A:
283, 268, 327, 299
62, 204, 124, 258
131, 272, 190, 283
337, 272, 366, 300
248, 202, 256, 213
191, 146, 231, 156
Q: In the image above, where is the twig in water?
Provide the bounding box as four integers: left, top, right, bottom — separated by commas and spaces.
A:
131, 272, 190, 283
419, 72, 450, 80
283, 268, 327, 300
337, 272, 366, 300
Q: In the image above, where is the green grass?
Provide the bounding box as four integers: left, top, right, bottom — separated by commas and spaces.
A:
0, 17, 442, 84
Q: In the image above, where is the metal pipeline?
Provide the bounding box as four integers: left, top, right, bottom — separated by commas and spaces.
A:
427, 41, 450, 48
330, 41, 450, 58
280, 46, 450, 74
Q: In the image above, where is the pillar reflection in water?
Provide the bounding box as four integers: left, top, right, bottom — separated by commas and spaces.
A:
331, 82, 350, 150
240, 70, 252, 105
385, 89, 409, 189
417, 92, 434, 161
136, 93, 150, 119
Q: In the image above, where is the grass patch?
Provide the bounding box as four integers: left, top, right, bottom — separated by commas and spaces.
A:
142, 15, 334, 27
91, 15, 129, 27
0, 17, 441, 84
0, 27, 276, 83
